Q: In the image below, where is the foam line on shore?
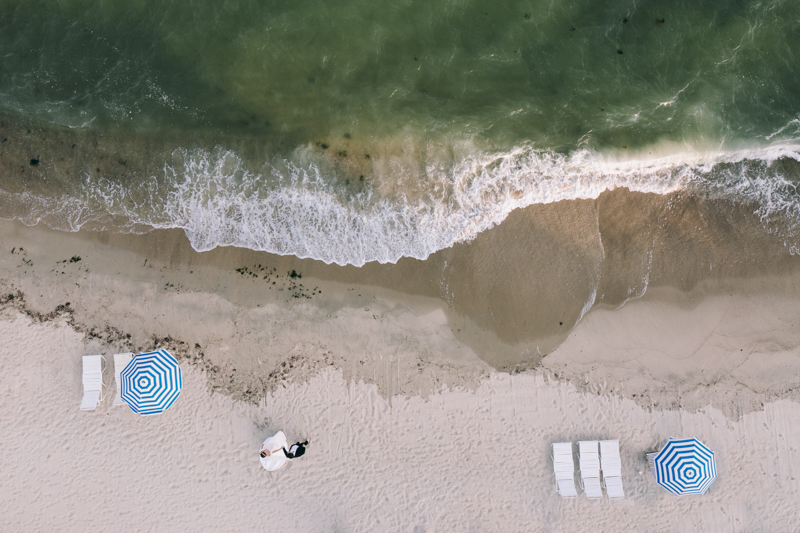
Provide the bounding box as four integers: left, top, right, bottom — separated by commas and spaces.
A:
2, 143, 800, 266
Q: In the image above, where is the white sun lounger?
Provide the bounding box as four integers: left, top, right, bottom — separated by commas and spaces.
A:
600, 439, 625, 499
113, 353, 134, 406
80, 355, 105, 411
552, 442, 578, 498
579, 440, 603, 499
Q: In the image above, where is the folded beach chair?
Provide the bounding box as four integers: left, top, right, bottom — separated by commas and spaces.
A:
552, 442, 578, 498
80, 355, 105, 411
600, 439, 625, 499
646, 452, 658, 473
113, 353, 134, 406
578, 440, 603, 499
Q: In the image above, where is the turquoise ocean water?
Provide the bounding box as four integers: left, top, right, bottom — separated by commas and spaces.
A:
1, 0, 800, 265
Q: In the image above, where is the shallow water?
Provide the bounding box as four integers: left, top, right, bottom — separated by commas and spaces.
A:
1, 0, 800, 269
4, 0, 799, 145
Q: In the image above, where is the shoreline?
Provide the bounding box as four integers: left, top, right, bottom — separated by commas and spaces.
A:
2, 113, 800, 270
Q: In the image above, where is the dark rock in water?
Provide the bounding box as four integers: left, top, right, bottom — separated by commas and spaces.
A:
617, 49, 623, 54
622, 18, 628, 23
30, 157, 39, 166
319, 143, 329, 149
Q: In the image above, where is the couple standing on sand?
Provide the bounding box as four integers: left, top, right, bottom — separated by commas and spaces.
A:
259, 430, 308, 471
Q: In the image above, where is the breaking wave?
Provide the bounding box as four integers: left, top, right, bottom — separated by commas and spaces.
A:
2, 143, 800, 266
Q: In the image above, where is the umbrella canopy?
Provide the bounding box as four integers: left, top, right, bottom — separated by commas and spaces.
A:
120, 350, 182, 415
654, 437, 717, 495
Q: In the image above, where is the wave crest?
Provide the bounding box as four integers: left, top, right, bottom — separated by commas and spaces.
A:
2, 144, 800, 266
159, 146, 691, 265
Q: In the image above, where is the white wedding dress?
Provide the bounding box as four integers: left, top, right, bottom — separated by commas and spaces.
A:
259, 431, 289, 471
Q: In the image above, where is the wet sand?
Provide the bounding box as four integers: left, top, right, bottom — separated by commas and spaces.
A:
2, 184, 800, 415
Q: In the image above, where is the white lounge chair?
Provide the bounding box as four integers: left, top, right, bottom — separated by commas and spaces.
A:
552, 442, 578, 498
80, 355, 105, 411
578, 440, 603, 499
113, 353, 134, 406
600, 439, 625, 499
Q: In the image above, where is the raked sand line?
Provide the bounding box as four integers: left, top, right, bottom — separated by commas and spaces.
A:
1, 313, 799, 532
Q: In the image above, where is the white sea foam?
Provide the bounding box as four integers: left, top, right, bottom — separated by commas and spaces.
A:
2, 143, 800, 266
153, 146, 691, 266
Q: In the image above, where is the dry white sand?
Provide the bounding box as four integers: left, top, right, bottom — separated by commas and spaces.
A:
2, 313, 799, 532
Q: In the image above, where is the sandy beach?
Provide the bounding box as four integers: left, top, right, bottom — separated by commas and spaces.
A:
1, 216, 800, 531
3, 312, 800, 532
5, 2, 800, 530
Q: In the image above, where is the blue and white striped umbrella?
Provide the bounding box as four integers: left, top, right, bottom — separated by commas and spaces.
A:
120, 350, 182, 415
654, 437, 717, 495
